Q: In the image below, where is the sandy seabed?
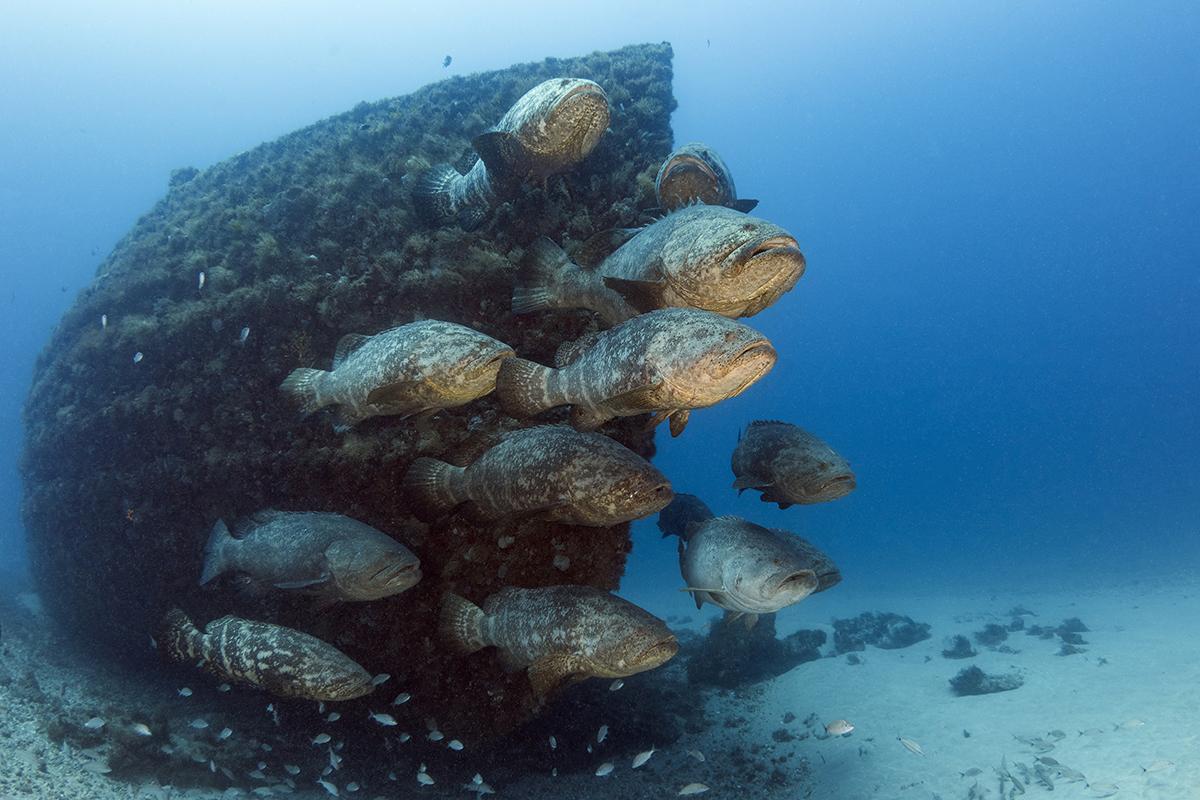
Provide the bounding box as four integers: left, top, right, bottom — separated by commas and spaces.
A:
2, 568, 1197, 800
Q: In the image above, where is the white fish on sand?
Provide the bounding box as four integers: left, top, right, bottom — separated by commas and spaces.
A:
369, 712, 398, 727
130, 723, 152, 736
632, 747, 655, 768
392, 692, 412, 705
133, 351, 144, 363
597, 724, 608, 743
312, 733, 332, 745
190, 719, 209, 730
595, 762, 614, 777
685, 749, 706, 762
83, 717, 106, 730
1142, 759, 1174, 773
1115, 719, 1145, 730
679, 784, 710, 796
316, 778, 338, 796
1087, 784, 1119, 798
898, 736, 924, 756
826, 719, 854, 736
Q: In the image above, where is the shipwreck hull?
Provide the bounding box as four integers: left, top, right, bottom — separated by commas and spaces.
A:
22, 43, 675, 736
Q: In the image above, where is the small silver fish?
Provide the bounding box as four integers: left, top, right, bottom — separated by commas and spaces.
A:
597, 724, 608, 743
100, 314, 107, 329
198, 271, 206, 290
1115, 719, 1145, 730
130, 723, 152, 737
178, 687, 193, 697
1087, 784, 1119, 798
372, 673, 391, 686
678, 784, 710, 796
329, 749, 342, 770
285, 765, 301, 776
392, 692, 411, 705
345, 783, 359, 793
239, 326, 250, 343
313, 733, 332, 745
686, 749, 706, 762
326, 712, 341, 722
398, 732, 411, 742
370, 712, 398, 727
463, 773, 495, 795
609, 679, 624, 691
826, 719, 855, 736
190, 718, 209, 729
549, 735, 557, 749
133, 351, 144, 363
83, 717, 106, 730
217, 683, 231, 692
898, 736, 925, 756
428, 730, 444, 742
316, 778, 338, 796
416, 771, 435, 785
632, 747, 655, 768
248, 769, 266, 780
218, 727, 233, 740
595, 762, 614, 777
448, 739, 464, 751
1142, 759, 1174, 773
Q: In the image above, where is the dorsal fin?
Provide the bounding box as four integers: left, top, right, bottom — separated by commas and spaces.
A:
233, 508, 286, 537
441, 428, 506, 467
554, 330, 603, 368
332, 333, 371, 369
572, 228, 639, 269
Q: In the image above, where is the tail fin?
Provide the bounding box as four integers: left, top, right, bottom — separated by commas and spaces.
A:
494, 357, 555, 419
439, 593, 488, 655
411, 164, 462, 227
199, 519, 234, 585
403, 458, 465, 515
159, 608, 203, 664
657, 493, 716, 539
279, 368, 329, 415
512, 238, 575, 314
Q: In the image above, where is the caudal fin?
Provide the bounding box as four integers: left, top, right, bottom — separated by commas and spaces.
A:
403, 458, 465, 515
512, 237, 575, 314
411, 164, 462, 227
199, 519, 234, 585
439, 593, 488, 655
159, 608, 203, 664
494, 357, 555, 419
279, 368, 329, 415
657, 493, 716, 539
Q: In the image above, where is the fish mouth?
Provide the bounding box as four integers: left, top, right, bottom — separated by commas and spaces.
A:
725, 340, 777, 394
817, 474, 856, 497
469, 348, 515, 380
775, 570, 819, 598
635, 635, 679, 668
663, 155, 719, 186
561, 80, 608, 104
372, 560, 422, 589
748, 236, 801, 260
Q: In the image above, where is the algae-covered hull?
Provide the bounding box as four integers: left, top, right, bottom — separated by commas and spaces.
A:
21, 43, 675, 735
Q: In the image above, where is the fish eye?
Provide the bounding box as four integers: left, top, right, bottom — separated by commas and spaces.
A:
742, 223, 755, 231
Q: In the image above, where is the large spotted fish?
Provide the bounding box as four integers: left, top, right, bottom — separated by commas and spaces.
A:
659, 506, 841, 626
159, 609, 374, 702
494, 308, 776, 437
199, 510, 421, 603
413, 77, 611, 229
403, 425, 672, 525
279, 320, 514, 431
654, 142, 758, 213
731, 420, 856, 508
512, 205, 805, 326
440, 586, 678, 698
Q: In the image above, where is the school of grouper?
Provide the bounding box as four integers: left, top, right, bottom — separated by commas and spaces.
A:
159, 77, 857, 793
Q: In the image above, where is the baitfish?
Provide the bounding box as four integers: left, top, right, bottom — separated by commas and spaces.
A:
494, 308, 776, 437
512, 205, 804, 325
280, 320, 514, 431
663, 513, 840, 623
199, 509, 420, 603
439, 586, 678, 698
413, 77, 610, 229
731, 420, 856, 508
403, 425, 672, 525
654, 142, 758, 213
159, 609, 374, 702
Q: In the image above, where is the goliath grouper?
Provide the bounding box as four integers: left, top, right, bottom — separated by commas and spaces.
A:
655, 142, 758, 213
280, 320, 514, 431
440, 586, 678, 698
494, 307, 776, 437
731, 420, 856, 508
413, 77, 611, 229
199, 510, 421, 602
659, 501, 841, 626
512, 205, 805, 326
403, 425, 673, 525
160, 609, 374, 702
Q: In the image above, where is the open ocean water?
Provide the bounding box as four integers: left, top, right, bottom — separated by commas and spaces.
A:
1, 3, 1197, 799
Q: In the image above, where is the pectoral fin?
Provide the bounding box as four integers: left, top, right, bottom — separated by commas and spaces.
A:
732, 474, 769, 492
603, 383, 664, 414
332, 333, 371, 369
668, 409, 691, 437
574, 228, 639, 268
526, 653, 588, 699
601, 274, 666, 313
365, 383, 413, 406
273, 573, 331, 591
472, 130, 532, 177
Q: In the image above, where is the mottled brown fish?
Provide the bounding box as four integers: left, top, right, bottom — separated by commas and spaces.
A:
280, 320, 514, 431
731, 420, 855, 508
440, 586, 678, 698
655, 142, 758, 213
660, 510, 840, 623
403, 425, 672, 525
494, 308, 776, 436
199, 510, 421, 602
513, 205, 805, 325
160, 609, 373, 702
413, 77, 610, 229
